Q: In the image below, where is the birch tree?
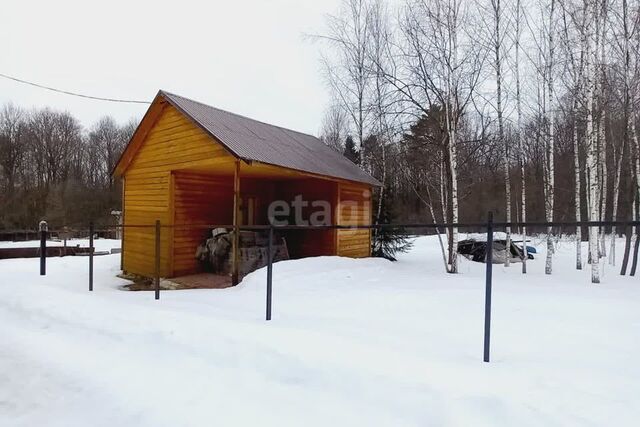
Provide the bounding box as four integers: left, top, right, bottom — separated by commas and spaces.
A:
320, 0, 373, 160
487, 0, 512, 266
515, 0, 529, 273
391, 0, 483, 273
585, 0, 601, 283
560, 0, 587, 269
596, 0, 608, 259
367, 0, 395, 247
541, 0, 558, 275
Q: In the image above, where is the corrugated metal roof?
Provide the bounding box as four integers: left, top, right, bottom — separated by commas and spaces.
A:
160, 91, 380, 186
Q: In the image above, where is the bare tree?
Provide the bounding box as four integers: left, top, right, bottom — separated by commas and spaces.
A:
541, 0, 558, 275
585, 0, 602, 283
0, 103, 25, 192
320, 0, 373, 162
319, 104, 350, 152
89, 116, 125, 189
560, 0, 587, 269
392, 0, 484, 272
514, 0, 530, 273
485, 0, 513, 266
596, 0, 609, 258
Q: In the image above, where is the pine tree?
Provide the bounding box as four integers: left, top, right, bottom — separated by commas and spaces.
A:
371, 186, 412, 261
343, 136, 360, 164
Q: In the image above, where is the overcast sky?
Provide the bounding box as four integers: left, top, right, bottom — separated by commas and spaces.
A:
0, 0, 340, 135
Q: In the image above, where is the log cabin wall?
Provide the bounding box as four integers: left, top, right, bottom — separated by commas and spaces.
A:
171, 172, 233, 277
239, 178, 276, 225
336, 182, 372, 257
275, 178, 338, 258
123, 104, 234, 277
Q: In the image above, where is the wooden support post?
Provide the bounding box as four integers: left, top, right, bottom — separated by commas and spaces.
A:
232, 160, 241, 286
155, 220, 161, 300
120, 177, 125, 271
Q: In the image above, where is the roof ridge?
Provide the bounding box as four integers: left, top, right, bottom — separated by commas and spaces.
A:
159, 90, 320, 141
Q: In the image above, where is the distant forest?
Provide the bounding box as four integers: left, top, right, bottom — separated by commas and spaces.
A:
0, 103, 136, 229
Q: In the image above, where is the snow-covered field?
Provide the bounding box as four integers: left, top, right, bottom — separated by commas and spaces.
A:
0, 238, 116, 251
0, 236, 638, 426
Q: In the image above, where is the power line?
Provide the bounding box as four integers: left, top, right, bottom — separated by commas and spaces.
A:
0, 72, 151, 104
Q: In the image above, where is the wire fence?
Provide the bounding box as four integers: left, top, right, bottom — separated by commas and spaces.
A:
26, 214, 640, 363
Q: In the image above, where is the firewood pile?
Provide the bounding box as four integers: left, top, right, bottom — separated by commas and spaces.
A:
195, 229, 289, 277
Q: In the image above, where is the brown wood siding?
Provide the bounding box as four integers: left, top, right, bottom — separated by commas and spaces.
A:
123, 105, 234, 277
276, 179, 337, 258
337, 182, 372, 257
172, 171, 233, 276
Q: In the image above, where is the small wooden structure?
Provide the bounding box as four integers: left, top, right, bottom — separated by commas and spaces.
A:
113, 91, 379, 283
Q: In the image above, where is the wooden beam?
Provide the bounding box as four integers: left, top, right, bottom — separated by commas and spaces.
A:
333, 181, 340, 254
368, 188, 373, 256
249, 160, 380, 187
121, 176, 125, 271
168, 171, 176, 277
231, 159, 241, 285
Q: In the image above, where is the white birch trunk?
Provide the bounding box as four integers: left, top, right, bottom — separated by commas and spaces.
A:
573, 99, 583, 269
447, 114, 459, 273
440, 154, 450, 248
585, 0, 600, 283
492, 0, 511, 267
597, 10, 607, 258
516, 0, 527, 273
544, 0, 556, 275
446, 6, 460, 274
610, 143, 623, 265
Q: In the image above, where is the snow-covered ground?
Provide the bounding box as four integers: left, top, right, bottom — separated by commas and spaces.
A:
0, 236, 638, 426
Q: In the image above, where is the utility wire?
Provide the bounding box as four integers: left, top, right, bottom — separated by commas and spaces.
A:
0, 72, 151, 104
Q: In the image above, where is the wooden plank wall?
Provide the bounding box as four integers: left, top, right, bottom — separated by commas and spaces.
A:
172, 171, 234, 276
239, 178, 276, 225
276, 178, 337, 258
337, 182, 372, 257
123, 104, 233, 277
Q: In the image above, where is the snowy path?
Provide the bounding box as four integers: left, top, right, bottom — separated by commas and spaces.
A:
0, 237, 638, 426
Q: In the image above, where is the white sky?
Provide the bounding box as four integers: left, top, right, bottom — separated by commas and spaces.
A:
0, 0, 340, 134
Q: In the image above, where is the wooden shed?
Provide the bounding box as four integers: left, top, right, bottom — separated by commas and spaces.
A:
113, 90, 380, 284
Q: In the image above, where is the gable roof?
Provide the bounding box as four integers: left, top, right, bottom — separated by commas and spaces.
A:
114, 90, 380, 186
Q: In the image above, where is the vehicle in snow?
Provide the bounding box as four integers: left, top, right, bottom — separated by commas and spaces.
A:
457, 233, 535, 264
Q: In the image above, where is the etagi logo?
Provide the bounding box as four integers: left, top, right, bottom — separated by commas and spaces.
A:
267, 191, 371, 233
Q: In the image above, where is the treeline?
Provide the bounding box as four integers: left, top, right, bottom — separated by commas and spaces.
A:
318, 0, 639, 281
0, 103, 136, 230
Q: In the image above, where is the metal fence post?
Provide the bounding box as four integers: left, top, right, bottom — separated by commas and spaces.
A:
155, 220, 161, 300
266, 225, 273, 321
483, 211, 494, 363
89, 222, 94, 291
39, 220, 47, 276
